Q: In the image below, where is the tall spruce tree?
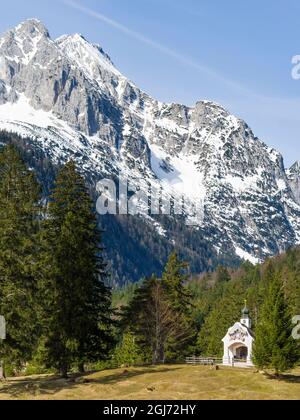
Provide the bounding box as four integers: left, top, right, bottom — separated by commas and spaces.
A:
40, 161, 113, 377
0, 144, 41, 370
253, 271, 299, 375
162, 252, 192, 312
161, 253, 196, 358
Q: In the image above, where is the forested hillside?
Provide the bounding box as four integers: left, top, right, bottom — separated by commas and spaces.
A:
114, 249, 300, 360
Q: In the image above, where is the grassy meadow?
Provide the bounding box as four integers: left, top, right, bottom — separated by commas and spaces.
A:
0, 365, 299, 400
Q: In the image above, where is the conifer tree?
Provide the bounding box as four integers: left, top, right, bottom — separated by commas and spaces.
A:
162, 252, 191, 313
0, 144, 41, 369
284, 248, 300, 315
161, 253, 196, 358
40, 161, 113, 377
114, 332, 144, 367
197, 282, 245, 356
216, 266, 231, 284
253, 272, 299, 375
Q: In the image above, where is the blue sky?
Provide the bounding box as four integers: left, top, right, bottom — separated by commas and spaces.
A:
0, 0, 299, 166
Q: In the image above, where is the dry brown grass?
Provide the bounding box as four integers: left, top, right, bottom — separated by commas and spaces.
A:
0, 365, 299, 400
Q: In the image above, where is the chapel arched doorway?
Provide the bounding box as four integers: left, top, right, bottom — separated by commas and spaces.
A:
235, 346, 248, 361
228, 342, 249, 364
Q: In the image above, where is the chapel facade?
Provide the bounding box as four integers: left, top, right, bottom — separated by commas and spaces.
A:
222, 303, 254, 367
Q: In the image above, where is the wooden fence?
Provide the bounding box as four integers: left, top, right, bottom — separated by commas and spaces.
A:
186, 356, 222, 366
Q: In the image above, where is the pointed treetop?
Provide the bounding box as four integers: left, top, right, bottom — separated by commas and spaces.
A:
242, 300, 250, 318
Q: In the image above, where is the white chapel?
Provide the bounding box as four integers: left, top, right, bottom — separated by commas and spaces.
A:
222, 303, 254, 367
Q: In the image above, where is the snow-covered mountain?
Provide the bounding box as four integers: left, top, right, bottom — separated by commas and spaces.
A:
0, 19, 299, 282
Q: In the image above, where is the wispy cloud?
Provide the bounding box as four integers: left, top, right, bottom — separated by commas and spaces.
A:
62, 0, 250, 95
62, 0, 300, 161
62, 0, 299, 107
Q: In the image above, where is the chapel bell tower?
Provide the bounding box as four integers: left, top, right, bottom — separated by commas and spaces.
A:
240, 301, 251, 329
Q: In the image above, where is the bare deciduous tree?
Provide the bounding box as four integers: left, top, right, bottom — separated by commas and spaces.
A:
127, 277, 191, 364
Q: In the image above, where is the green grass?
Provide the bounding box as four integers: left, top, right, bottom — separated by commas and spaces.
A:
0, 365, 299, 400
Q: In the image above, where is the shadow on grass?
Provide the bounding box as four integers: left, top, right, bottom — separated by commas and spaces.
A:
264, 372, 300, 384
0, 366, 181, 399
86, 366, 181, 385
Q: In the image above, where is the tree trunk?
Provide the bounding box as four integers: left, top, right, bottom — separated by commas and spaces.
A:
0, 362, 5, 380
159, 345, 165, 364
61, 364, 68, 379
152, 345, 159, 365
78, 362, 85, 374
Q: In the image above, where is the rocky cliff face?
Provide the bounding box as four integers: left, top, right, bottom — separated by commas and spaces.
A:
287, 161, 300, 205
0, 19, 299, 283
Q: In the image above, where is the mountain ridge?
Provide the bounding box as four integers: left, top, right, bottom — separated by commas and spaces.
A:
0, 19, 299, 284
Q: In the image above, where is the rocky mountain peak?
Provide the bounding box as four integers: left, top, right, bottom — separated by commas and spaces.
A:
287, 161, 300, 205
0, 19, 50, 68
14, 18, 50, 38
289, 161, 300, 175
55, 32, 120, 78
